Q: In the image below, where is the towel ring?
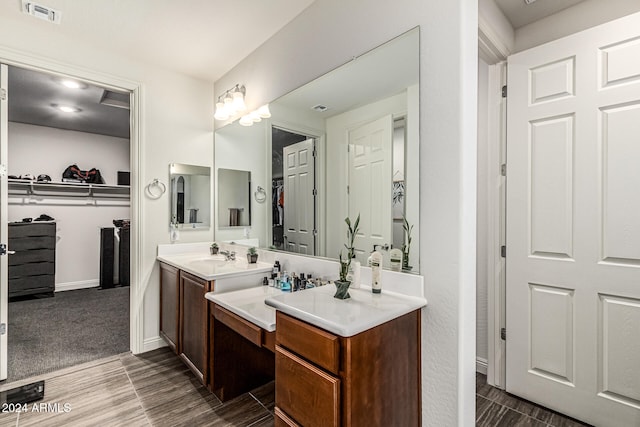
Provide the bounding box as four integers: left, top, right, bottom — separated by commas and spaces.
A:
146, 178, 166, 199
254, 186, 266, 203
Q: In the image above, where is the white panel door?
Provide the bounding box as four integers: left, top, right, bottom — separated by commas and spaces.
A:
0, 64, 8, 381
506, 13, 640, 426
348, 115, 392, 265
283, 139, 315, 255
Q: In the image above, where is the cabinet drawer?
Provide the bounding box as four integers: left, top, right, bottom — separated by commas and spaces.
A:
9, 262, 55, 279
274, 407, 300, 427
213, 304, 262, 347
9, 275, 54, 294
275, 346, 340, 427
9, 249, 55, 266
9, 236, 56, 251
8, 223, 55, 238
276, 311, 340, 374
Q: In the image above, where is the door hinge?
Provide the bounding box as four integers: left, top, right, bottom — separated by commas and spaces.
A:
312, 188, 317, 196
312, 147, 317, 157
500, 328, 506, 340
0, 323, 5, 335
313, 229, 318, 236
0, 88, 6, 101
500, 245, 506, 258
501, 85, 507, 98
347, 185, 350, 194
501, 164, 506, 177
347, 145, 350, 153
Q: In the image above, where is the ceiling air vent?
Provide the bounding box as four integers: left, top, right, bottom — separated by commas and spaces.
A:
21, 1, 62, 24
100, 90, 130, 110
311, 104, 329, 112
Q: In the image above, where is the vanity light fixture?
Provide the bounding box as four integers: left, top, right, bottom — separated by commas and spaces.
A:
238, 104, 271, 127
214, 84, 246, 121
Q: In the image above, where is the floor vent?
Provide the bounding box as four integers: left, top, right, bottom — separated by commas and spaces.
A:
0, 380, 45, 406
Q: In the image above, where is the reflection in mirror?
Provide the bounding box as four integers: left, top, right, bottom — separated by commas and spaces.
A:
169, 163, 211, 229
218, 168, 251, 227
214, 27, 419, 272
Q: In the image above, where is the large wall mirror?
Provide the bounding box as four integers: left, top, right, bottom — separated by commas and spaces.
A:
214, 27, 420, 272
170, 163, 211, 229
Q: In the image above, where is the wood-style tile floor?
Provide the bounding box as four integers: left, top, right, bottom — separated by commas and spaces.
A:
0, 348, 273, 427
476, 373, 592, 427
0, 348, 592, 426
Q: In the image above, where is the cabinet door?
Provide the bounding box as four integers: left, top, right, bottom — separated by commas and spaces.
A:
180, 271, 211, 384
159, 263, 179, 353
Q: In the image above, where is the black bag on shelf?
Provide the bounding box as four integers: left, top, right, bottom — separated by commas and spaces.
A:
62, 165, 104, 184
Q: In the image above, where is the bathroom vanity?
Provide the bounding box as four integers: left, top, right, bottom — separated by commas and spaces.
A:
266, 286, 424, 426
157, 248, 272, 385
157, 244, 426, 423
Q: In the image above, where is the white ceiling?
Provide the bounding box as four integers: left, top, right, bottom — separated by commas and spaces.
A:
495, 0, 586, 29
0, 0, 316, 83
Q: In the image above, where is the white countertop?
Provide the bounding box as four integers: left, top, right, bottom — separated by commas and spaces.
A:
265, 284, 427, 337
206, 286, 284, 331
157, 253, 272, 280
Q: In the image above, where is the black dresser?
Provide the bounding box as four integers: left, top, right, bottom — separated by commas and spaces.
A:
8, 222, 56, 298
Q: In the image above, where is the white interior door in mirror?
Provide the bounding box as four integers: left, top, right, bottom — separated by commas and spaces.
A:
348, 114, 392, 266
283, 139, 315, 255
0, 63, 8, 380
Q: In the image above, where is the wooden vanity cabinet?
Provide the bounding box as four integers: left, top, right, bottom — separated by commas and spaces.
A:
159, 263, 179, 352
179, 270, 213, 384
275, 310, 421, 427
159, 262, 213, 385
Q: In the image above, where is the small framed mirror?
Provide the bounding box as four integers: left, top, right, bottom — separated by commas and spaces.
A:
217, 168, 251, 227
169, 163, 211, 229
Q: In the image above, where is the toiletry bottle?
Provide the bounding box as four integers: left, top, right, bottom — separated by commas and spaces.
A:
389, 247, 403, 272
273, 261, 281, 276
281, 271, 291, 292
370, 249, 383, 294
350, 260, 361, 289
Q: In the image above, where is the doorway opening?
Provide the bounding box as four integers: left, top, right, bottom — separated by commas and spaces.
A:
3, 64, 132, 383
271, 126, 317, 255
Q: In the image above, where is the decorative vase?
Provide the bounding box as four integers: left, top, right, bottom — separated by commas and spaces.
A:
210, 247, 219, 255
247, 254, 258, 264
333, 280, 351, 300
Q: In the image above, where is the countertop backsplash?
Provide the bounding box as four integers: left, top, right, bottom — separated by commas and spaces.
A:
158, 241, 424, 299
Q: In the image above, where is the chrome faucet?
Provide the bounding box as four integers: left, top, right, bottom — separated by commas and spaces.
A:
220, 250, 236, 261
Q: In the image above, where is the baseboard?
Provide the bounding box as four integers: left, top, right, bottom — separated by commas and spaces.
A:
55, 279, 99, 292
476, 357, 488, 375
142, 336, 167, 353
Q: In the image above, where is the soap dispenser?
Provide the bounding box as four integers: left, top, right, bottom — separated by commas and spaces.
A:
389, 247, 403, 272
370, 249, 383, 294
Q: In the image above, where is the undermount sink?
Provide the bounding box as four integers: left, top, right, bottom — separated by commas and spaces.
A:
185, 256, 228, 268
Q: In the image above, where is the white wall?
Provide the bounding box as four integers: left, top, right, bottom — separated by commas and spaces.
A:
514, 0, 640, 52
476, 60, 489, 367
0, 16, 215, 352
8, 123, 130, 290
214, 0, 478, 424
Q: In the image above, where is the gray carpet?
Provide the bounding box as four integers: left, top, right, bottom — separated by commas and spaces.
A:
7, 286, 130, 383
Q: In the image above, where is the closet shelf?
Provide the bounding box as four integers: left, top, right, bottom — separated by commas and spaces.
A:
8, 179, 130, 199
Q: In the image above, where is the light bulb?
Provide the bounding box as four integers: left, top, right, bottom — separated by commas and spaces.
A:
232, 90, 246, 113
214, 101, 229, 120
250, 110, 262, 122
61, 79, 82, 89
58, 105, 80, 113
258, 104, 271, 118
223, 92, 235, 115
239, 115, 254, 126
